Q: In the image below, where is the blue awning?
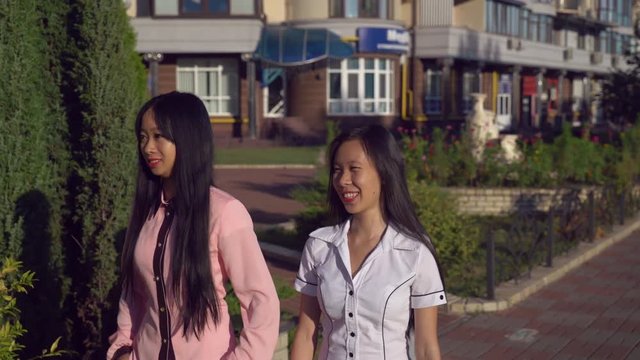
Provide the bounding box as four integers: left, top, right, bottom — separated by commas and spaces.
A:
253, 26, 354, 66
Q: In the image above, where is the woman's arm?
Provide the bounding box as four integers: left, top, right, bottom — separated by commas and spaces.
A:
105, 289, 135, 360
217, 200, 280, 360
413, 306, 441, 360
290, 294, 321, 360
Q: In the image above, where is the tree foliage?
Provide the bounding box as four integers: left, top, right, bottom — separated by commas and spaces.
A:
0, 0, 69, 355
1, 0, 146, 357
600, 50, 640, 126
62, 0, 146, 357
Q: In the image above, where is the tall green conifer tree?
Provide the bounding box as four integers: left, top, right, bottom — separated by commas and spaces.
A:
0, 0, 69, 356
63, 0, 145, 356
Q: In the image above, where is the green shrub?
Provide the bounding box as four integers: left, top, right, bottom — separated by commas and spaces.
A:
408, 181, 484, 296
0, 258, 71, 360
552, 124, 605, 185
0, 1, 69, 355
62, 0, 146, 356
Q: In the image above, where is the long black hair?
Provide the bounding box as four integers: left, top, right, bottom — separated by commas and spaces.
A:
121, 91, 218, 338
327, 124, 442, 264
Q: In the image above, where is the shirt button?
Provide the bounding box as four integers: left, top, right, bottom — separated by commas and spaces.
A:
158, 243, 163, 247
163, 339, 167, 343
350, 332, 355, 337
349, 353, 353, 357
349, 290, 354, 296
348, 312, 353, 317
155, 276, 160, 281
160, 307, 165, 312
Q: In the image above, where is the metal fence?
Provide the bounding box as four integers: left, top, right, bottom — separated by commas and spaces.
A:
484, 184, 640, 300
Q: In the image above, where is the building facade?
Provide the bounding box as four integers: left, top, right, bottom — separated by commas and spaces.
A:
127, 0, 638, 140
414, 0, 637, 133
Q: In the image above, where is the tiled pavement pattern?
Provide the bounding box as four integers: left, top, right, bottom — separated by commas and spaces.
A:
439, 230, 640, 360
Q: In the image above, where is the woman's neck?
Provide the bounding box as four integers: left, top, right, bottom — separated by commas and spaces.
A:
349, 210, 387, 241
162, 178, 176, 201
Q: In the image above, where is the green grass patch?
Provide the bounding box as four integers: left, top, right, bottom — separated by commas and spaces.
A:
215, 146, 323, 165
257, 226, 306, 251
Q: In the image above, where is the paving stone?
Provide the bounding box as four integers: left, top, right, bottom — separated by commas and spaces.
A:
590, 343, 634, 359
557, 339, 603, 358
526, 334, 572, 353
440, 339, 494, 358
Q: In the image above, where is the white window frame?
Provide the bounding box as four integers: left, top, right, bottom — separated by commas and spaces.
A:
327, 58, 394, 116
176, 58, 238, 116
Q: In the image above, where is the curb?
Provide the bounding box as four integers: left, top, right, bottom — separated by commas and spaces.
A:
215, 164, 316, 170
445, 213, 640, 314
259, 216, 640, 315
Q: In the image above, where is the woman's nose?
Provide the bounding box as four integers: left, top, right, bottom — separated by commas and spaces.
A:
142, 139, 155, 154
338, 171, 351, 185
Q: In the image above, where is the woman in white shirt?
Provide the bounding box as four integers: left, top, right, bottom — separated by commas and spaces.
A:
291, 125, 447, 360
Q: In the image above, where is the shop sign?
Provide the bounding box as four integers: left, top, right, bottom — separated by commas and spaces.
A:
357, 27, 410, 54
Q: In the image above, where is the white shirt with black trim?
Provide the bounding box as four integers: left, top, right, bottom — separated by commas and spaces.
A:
294, 219, 447, 360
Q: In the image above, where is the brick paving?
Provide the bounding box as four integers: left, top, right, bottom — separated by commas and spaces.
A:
220, 167, 640, 359
439, 229, 640, 359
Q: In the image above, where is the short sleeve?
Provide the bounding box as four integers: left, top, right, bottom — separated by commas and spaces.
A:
411, 245, 447, 308
293, 238, 319, 296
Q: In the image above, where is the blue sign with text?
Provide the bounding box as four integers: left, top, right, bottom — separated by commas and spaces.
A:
357, 27, 410, 54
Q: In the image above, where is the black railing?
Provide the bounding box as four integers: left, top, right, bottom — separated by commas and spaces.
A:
484, 184, 639, 299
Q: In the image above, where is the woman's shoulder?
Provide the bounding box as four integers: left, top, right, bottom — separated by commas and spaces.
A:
209, 186, 249, 217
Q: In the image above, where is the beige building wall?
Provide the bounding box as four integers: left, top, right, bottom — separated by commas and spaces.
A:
453, 0, 485, 32
290, 0, 329, 19
264, 0, 287, 23
397, 0, 412, 26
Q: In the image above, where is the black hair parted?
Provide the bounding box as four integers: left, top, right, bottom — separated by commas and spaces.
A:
327, 124, 443, 278
122, 91, 218, 339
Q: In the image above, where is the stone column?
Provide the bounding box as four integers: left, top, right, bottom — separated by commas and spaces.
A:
511, 65, 522, 131
440, 58, 453, 121
558, 70, 567, 127
535, 69, 546, 129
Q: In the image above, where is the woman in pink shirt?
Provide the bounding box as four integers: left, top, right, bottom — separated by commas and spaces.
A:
107, 92, 280, 360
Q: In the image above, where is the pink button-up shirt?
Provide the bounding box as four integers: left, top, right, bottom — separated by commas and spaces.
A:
107, 187, 280, 359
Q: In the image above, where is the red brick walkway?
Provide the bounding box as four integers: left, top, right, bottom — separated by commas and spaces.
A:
438, 230, 640, 359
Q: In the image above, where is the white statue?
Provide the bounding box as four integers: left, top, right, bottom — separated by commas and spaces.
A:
466, 93, 521, 163
466, 93, 495, 160
500, 134, 522, 163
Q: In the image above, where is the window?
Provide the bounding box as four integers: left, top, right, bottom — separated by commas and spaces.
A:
177, 58, 239, 116
424, 69, 442, 115
461, 71, 481, 114
327, 58, 394, 115
329, 0, 389, 19
152, 0, 255, 16
485, 0, 521, 37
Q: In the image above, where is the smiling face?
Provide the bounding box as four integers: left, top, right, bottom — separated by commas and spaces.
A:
331, 139, 383, 218
139, 110, 176, 179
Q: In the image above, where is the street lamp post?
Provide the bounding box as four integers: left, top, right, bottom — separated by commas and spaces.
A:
143, 52, 164, 97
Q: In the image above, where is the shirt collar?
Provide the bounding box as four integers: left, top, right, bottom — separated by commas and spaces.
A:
310, 219, 419, 251
160, 190, 171, 206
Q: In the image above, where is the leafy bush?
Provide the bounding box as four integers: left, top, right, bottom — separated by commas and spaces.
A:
0, 258, 70, 360
399, 123, 640, 189
407, 181, 484, 297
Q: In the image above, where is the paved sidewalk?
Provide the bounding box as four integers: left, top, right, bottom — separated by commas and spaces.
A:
215, 167, 316, 226
439, 229, 640, 359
